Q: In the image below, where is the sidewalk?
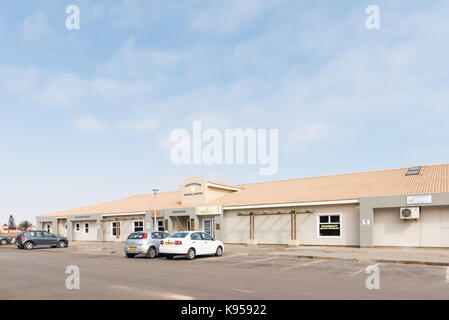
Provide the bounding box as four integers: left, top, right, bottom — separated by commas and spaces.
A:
69, 241, 449, 266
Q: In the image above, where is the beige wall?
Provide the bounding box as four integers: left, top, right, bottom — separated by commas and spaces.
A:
223, 204, 360, 246
72, 221, 97, 241
374, 206, 449, 247
103, 218, 145, 242
57, 219, 67, 237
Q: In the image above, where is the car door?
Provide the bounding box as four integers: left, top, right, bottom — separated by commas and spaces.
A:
150, 232, 161, 250
190, 232, 204, 255
43, 232, 58, 246
32, 231, 45, 246
200, 232, 216, 254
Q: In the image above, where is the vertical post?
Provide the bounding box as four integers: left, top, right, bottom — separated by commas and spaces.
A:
288, 210, 299, 246
290, 212, 293, 240
248, 212, 258, 246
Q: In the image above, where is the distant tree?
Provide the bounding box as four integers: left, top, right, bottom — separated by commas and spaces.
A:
8, 215, 16, 230
19, 221, 33, 231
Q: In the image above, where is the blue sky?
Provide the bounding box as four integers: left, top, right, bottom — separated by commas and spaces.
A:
1, 0, 449, 224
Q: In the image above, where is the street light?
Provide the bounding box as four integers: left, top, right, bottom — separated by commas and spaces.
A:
152, 188, 159, 231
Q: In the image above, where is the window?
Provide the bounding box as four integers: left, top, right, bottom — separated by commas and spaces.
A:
151, 232, 161, 239
112, 222, 120, 237
128, 233, 146, 240
84, 223, 89, 234
190, 233, 202, 240
201, 233, 214, 241
43, 231, 55, 238
317, 214, 341, 238
46, 224, 51, 232
134, 221, 144, 232
75, 223, 80, 232
158, 220, 165, 232
170, 232, 189, 238
202, 218, 215, 238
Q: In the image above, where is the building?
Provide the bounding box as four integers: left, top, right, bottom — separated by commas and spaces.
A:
36, 163, 449, 248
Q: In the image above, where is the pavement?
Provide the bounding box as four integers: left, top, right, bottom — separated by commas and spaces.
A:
67, 241, 449, 266
2, 245, 449, 299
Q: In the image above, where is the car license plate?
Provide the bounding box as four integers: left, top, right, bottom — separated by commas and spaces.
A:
165, 242, 173, 245
129, 247, 136, 250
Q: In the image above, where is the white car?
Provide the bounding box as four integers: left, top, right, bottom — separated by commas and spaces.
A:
159, 231, 224, 260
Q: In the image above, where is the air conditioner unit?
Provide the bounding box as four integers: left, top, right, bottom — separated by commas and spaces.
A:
400, 207, 420, 219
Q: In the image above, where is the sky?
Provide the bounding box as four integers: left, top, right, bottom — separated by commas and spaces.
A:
0, 0, 448, 225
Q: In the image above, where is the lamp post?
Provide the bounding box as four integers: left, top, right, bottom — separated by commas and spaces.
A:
152, 188, 159, 231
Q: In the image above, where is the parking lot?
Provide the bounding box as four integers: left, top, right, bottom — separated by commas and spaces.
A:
1, 244, 449, 300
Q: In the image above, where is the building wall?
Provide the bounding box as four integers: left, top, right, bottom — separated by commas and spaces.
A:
102, 218, 145, 242
72, 221, 97, 241
223, 204, 360, 246
57, 219, 67, 237
373, 205, 449, 247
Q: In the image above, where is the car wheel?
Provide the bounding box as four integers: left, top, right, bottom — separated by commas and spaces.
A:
0, 239, 7, 245
186, 248, 196, 260
24, 242, 34, 250
147, 247, 157, 259
57, 241, 66, 248
126, 253, 136, 258
215, 246, 223, 257
166, 255, 173, 259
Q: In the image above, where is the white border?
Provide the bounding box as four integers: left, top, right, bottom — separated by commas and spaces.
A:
316, 213, 342, 239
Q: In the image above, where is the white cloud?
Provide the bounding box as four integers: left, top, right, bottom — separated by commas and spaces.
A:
118, 118, 160, 132
0, 65, 41, 93
190, 0, 287, 35
32, 74, 84, 108
20, 12, 50, 41
72, 116, 107, 133
291, 124, 331, 144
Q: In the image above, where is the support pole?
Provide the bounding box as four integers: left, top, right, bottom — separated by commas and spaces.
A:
288, 210, 300, 246
247, 212, 258, 246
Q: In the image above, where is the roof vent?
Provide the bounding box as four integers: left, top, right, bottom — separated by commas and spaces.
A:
406, 166, 422, 176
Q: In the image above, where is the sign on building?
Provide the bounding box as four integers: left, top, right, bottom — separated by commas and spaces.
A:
195, 206, 222, 216
407, 195, 432, 205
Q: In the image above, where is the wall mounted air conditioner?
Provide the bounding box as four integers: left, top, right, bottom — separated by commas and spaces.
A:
400, 207, 420, 220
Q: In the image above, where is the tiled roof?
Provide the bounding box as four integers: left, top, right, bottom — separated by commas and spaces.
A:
38, 163, 449, 217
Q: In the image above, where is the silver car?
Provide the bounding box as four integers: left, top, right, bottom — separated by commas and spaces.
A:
125, 231, 170, 259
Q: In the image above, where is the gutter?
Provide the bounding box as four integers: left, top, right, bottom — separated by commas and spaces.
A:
223, 199, 359, 210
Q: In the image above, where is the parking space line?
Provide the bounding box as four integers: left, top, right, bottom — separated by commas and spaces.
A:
349, 263, 380, 276
194, 255, 238, 262
281, 260, 322, 271
228, 257, 277, 266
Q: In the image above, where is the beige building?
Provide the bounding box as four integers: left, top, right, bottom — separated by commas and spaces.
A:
36, 163, 449, 248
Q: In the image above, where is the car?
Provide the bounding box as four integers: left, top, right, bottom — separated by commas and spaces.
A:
0, 236, 11, 245
15, 230, 69, 250
124, 231, 170, 259
159, 231, 224, 260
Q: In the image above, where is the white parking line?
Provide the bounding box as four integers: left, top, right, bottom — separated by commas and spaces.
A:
349, 263, 380, 276
196, 255, 238, 262
232, 288, 254, 294
229, 257, 277, 266
281, 260, 322, 271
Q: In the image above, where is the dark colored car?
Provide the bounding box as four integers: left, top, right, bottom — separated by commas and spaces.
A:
15, 230, 69, 250
0, 236, 11, 245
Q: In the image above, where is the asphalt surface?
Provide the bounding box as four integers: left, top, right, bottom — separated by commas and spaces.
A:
1, 245, 449, 300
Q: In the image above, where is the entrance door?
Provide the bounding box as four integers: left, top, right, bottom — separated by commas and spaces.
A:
203, 218, 216, 238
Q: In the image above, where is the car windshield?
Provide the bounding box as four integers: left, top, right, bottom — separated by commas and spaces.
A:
169, 232, 189, 238
128, 233, 146, 240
